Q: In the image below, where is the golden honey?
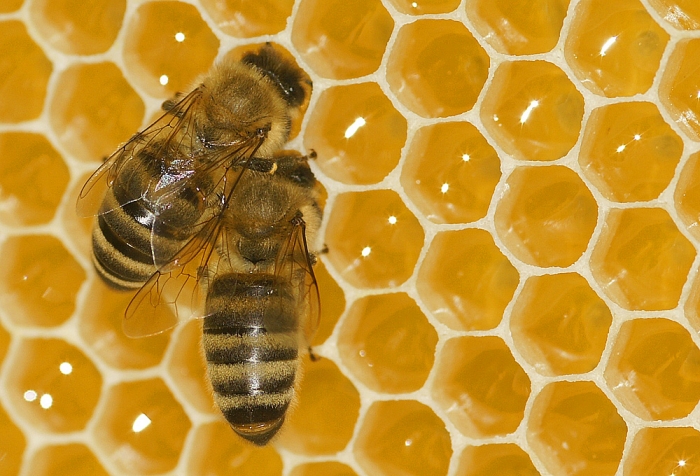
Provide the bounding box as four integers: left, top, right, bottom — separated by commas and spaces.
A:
625, 427, 700, 475
28, 444, 109, 476
456, 443, 539, 476
0, 403, 26, 475
290, 461, 358, 476
200, 0, 294, 38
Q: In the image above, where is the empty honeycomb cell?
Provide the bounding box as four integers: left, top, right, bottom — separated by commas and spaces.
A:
401, 121, 502, 224
0, 402, 25, 476
455, 443, 539, 476
480, 60, 584, 161
0, 20, 52, 123
5, 338, 101, 433
337, 293, 438, 394
27, 444, 109, 476
0, 132, 69, 226
312, 259, 346, 345
200, 0, 293, 38
432, 336, 531, 438
605, 318, 700, 420
123, 1, 219, 97
0, 234, 85, 328
386, 20, 489, 118
590, 207, 695, 311
579, 102, 684, 202
418, 228, 519, 331
510, 273, 613, 376
291, 0, 393, 79
278, 357, 360, 455
305, 82, 407, 185
495, 166, 598, 268
624, 427, 700, 475
325, 190, 424, 289
676, 152, 700, 241
528, 381, 627, 476
389, 0, 459, 14
93, 378, 191, 474
29, 0, 125, 55
290, 462, 358, 476
660, 38, 700, 141
647, 0, 700, 29
354, 400, 452, 476
49, 61, 144, 163
565, 0, 669, 97
186, 421, 283, 476
467, 0, 570, 55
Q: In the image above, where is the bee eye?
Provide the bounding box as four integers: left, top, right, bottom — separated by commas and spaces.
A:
256, 125, 271, 138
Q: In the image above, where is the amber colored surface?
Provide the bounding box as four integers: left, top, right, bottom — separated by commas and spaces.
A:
389, 0, 459, 14
0, 0, 22, 12
648, 0, 700, 29
580, 102, 684, 202
61, 171, 93, 261
312, 260, 346, 345
200, 0, 294, 38
338, 293, 437, 393
590, 208, 695, 310
456, 444, 539, 476
511, 273, 612, 375
5, 338, 101, 432
278, 358, 360, 454
355, 400, 452, 476
676, 152, 700, 240
685, 273, 700, 334
0, 402, 25, 476
50, 62, 144, 163
93, 378, 191, 474
123, 1, 219, 97
0, 20, 52, 123
387, 20, 489, 118
167, 320, 215, 414
467, 0, 570, 55
660, 39, 700, 141
187, 421, 283, 476
481, 60, 584, 162
401, 121, 501, 224
565, 0, 669, 97
0, 132, 69, 226
306, 82, 407, 185
30, 0, 124, 55
325, 190, 423, 288
0, 322, 8, 365
433, 336, 530, 438
28, 444, 109, 476
605, 318, 700, 420
624, 427, 700, 476
528, 381, 627, 476
495, 166, 598, 267
292, 0, 393, 79
291, 462, 357, 476
418, 228, 519, 331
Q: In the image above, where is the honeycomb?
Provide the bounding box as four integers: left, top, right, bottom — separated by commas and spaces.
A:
3, 0, 700, 475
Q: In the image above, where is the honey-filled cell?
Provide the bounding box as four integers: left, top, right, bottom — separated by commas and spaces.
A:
61, 171, 94, 262
0, 0, 22, 12
389, 0, 459, 14
338, 293, 437, 394
200, 0, 294, 38
290, 462, 358, 476
456, 443, 540, 476
27, 444, 109, 476
0, 321, 9, 366
676, 151, 700, 241
387, 20, 489, 118
660, 38, 700, 141
0, 402, 25, 476
647, 0, 700, 29
355, 400, 452, 476
312, 259, 346, 346
624, 427, 700, 476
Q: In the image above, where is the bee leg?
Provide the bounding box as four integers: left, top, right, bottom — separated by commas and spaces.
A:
308, 346, 321, 362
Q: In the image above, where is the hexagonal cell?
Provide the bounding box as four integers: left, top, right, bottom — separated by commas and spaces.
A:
50, 61, 144, 163
27, 444, 109, 476
565, 0, 669, 97
387, 20, 489, 118
660, 38, 700, 141
93, 378, 191, 474
313, 259, 345, 345
467, 0, 570, 55
605, 318, 700, 420
495, 166, 598, 268
338, 293, 437, 394
676, 152, 700, 241
187, 421, 283, 476
354, 400, 452, 476
0, 402, 25, 476
580, 102, 683, 202
5, 338, 101, 433
648, 0, 700, 29
305, 82, 407, 185
401, 121, 501, 224
528, 381, 627, 476
277, 357, 360, 455
455, 443, 539, 476
624, 427, 700, 475
418, 228, 519, 331
388, 0, 459, 14
167, 319, 214, 414
200, 0, 293, 38
510, 273, 612, 376
30, 0, 125, 55
432, 336, 530, 438
291, 0, 393, 79
0, 132, 69, 226
481, 60, 584, 162
590, 207, 695, 311
123, 1, 219, 97
325, 190, 424, 289
0, 234, 85, 328
290, 462, 358, 476
0, 20, 52, 123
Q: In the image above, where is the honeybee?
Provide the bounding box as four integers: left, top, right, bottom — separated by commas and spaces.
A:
77, 44, 323, 445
